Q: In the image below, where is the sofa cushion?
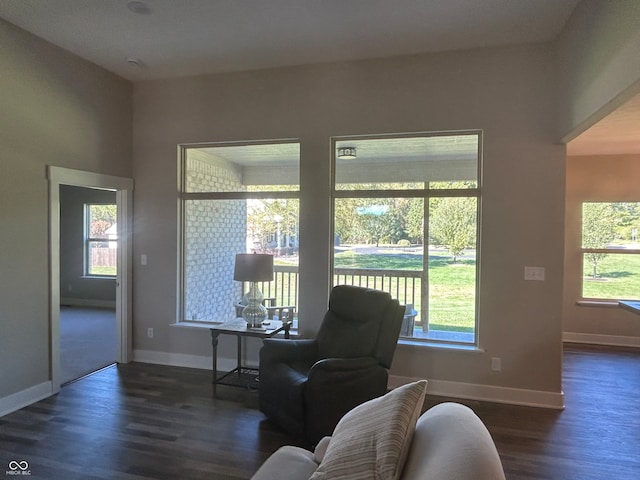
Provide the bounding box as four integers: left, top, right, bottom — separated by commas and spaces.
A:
401, 402, 506, 480
313, 436, 331, 463
250, 446, 318, 480
309, 379, 427, 480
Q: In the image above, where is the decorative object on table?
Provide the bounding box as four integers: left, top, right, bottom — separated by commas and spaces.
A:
234, 299, 296, 323
234, 253, 274, 328
258, 285, 405, 444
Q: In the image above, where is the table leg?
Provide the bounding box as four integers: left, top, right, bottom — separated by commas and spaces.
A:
237, 335, 242, 379
211, 330, 220, 396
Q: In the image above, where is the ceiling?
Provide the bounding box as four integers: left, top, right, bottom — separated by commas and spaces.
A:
198, 133, 479, 166
567, 91, 640, 156
193, 134, 479, 186
0, 0, 580, 82
0, 0, 637, 156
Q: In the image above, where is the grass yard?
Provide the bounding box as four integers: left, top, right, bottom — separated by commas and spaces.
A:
334, 248, 477, 333
90, 266, 116, 276
271, 247, 640, 334
582, 253, 640, 300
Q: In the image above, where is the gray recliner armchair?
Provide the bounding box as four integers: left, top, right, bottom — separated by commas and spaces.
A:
258, 285, 405, 445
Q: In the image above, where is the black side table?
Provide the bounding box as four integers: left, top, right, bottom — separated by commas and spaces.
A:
210, 319, 291, 396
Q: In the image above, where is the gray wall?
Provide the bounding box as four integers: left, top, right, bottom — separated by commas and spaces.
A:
132, 43, 567, 401
60, 185, 117, 306
0, 18, 131, 400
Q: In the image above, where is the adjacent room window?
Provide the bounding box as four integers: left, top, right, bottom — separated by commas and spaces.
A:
581, 202, 640, 301
85, 203, 117, 276
179, 141, 300, 323
332, 132, 481, 345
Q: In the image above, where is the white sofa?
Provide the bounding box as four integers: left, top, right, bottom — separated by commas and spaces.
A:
252, 401, 506, 480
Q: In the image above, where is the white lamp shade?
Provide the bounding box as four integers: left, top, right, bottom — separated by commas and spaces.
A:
233, 254, 274, 282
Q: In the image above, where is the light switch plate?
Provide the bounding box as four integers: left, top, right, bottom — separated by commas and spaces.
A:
524, 266, 545, 281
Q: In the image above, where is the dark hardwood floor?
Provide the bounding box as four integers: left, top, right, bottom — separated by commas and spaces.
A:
424, 344, 640, 479
1, 344, 639, 479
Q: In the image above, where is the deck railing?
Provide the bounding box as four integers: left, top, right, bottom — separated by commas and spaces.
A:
257, 265, 476, 343
333, 267, 422, 314
259, 265, 300, 308
259, 265, 423, 324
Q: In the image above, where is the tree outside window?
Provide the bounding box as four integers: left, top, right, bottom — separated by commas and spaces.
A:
581, 202, 640, 300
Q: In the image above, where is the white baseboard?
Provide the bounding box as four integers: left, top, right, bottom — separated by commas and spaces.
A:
133, 349, 258, 372
0, 382, 53, 418
60, 297, 116, 308
563, 332, 640, 348
389, 375, 565, 409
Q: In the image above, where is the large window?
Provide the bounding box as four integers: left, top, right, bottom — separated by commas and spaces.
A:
179, 141, 300, 323
332, 132, 481, 344
581, 202, 640, 301
85, 203, 117, 276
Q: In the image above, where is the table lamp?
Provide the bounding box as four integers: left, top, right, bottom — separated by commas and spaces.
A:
234, 253, 274, 328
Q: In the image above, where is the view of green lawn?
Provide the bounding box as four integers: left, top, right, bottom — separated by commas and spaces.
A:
333, 248, 476, 333
582, 253, 640, 300
90, 266, 116, 276
324, 244, 640, 332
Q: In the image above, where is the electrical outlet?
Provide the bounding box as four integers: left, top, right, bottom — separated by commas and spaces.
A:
491, 357, 502, 372
147, 328, 154, 338
141, 254, 147, 266
524, 266, 545, 281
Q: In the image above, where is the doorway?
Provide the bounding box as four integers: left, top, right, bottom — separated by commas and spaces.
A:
59, 186, 117, 384
48, 166, 133, 394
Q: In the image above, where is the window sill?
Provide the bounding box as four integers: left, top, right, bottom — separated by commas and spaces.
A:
81, 275, 116, 280
397, 338, 484, 352
576, 300, 621, 308
171, 321, 224, 329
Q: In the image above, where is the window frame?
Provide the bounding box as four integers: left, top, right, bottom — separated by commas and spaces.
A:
579, 201, 640, 302
84, 203, 118, 277
177, 140, 301, 324
330, 131, 482, 346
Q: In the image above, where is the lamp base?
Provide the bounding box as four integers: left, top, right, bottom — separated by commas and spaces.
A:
242, 282, 267, 328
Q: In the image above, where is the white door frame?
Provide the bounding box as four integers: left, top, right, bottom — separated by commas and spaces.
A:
48, 166, 133, 393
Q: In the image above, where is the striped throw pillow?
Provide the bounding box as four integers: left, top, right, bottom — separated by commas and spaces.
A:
309, 380, 428, 480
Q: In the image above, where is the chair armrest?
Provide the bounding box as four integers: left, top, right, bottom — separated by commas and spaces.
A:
306, 357, 384, 392
260, 338, 318, 366
263, 297, 277, 306
308, 356, 379, 375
